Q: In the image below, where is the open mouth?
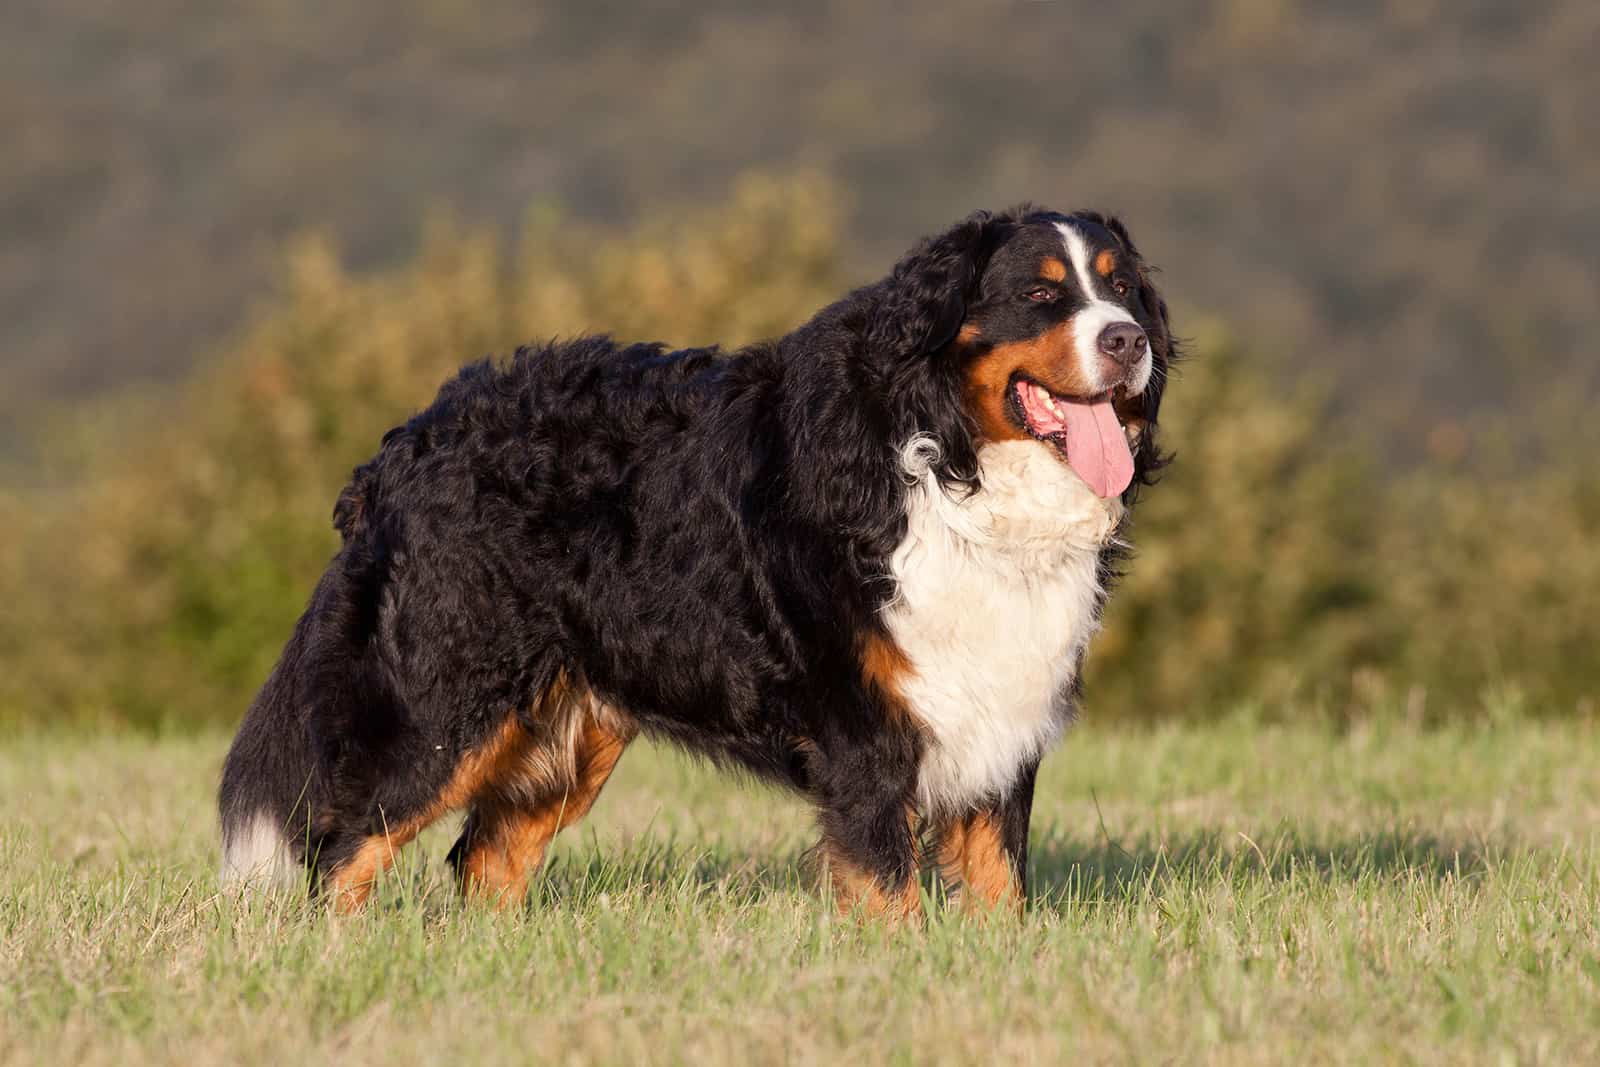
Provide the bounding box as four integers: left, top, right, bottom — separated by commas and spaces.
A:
1009, 375, 1136, 500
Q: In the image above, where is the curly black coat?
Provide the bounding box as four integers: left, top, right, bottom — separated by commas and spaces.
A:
219, 206, 1174, 915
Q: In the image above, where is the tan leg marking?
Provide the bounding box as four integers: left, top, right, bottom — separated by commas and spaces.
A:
819, 845, 923, 923
817, 807, 924, 923
325, 672, 634, 913
937, 810, 1022, 915
325, 714, 535, 912
457, 718, 633, 908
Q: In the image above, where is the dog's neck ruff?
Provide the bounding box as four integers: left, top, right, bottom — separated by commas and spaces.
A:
885, 437, 1123, 814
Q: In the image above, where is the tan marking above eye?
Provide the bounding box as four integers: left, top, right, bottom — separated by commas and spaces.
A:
1040, 258, 1068, 283
1094, 249, 1117, 277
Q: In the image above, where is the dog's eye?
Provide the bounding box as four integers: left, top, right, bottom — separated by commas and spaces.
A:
1024, 286, 1058, 303
1112, 279, 1131, 298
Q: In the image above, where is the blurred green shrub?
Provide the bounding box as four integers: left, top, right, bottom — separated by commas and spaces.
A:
1089, 339, 1599, 721
3, 175, 1595, 731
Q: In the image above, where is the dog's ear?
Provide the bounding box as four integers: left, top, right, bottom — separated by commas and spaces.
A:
870, 211, 1003, 361
1142, 276, 1172, 360
1104, 214, 1177, 492
1132, 265, 1173, 486
1103, 215, 1175, 369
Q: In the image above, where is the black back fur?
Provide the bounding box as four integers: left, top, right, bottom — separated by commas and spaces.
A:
218, 206, 1174, 892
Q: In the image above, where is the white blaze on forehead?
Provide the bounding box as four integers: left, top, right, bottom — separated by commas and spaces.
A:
1057, 221, 1108, 305
1054, 221, 1152, 396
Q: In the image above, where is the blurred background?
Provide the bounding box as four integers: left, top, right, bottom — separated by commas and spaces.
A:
1, 0, 1596, 731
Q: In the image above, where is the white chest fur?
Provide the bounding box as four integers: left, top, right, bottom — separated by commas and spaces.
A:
884, 438, 1123, 814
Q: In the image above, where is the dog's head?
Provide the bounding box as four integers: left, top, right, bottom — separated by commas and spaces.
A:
874, 208, 1174, 501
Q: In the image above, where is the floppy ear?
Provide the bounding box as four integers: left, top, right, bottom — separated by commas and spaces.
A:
856, 212, 1007, 498
1132, 266, 1175, 484
1101, 215, 1174, 365
1103, 214, 1178, 492
869, 211, 1001, 362
1136, 270, 1175, 374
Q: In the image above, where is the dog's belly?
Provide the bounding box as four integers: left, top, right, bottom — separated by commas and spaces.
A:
885, 439, 1121, 813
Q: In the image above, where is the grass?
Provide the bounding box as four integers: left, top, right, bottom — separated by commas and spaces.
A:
3, 712, 1598, 1065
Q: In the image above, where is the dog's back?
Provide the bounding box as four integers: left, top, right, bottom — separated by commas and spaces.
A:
218, 207, 1175, 917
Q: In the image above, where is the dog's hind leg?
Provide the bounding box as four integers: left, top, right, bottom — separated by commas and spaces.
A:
320, 714, 539, 912
448, 686, 636, 908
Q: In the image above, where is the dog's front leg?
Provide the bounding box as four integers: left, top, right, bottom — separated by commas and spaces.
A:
811, 733, 923, 921
933, 757, 1037, 914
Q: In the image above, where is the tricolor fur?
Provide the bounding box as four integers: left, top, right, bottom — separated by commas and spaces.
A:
219, 206, 1176, 916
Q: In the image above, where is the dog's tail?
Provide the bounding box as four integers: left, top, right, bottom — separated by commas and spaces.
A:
217, 636, 321, 893
218, 537, 383, 893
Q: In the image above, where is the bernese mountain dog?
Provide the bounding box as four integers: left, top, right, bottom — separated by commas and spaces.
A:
219, 206, 1175, 918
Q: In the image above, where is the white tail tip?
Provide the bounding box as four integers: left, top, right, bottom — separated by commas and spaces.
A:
219, 811, 300, 893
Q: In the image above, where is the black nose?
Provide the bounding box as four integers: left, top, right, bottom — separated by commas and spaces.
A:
1098, 322, 1148, 364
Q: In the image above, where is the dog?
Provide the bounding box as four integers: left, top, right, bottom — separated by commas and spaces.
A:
218, 206, 1175, 917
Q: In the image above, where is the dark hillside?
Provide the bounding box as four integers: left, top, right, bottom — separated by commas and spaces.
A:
2, 0, 1595, 460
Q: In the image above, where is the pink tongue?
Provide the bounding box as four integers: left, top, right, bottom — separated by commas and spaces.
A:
1059, 397, 1136, 499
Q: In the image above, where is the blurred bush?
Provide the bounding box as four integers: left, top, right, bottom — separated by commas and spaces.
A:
1091, 341, 1600, 721
3, 175, 1595, 732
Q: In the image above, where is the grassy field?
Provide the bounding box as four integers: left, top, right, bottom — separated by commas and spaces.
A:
3, 712, 1598, 1065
